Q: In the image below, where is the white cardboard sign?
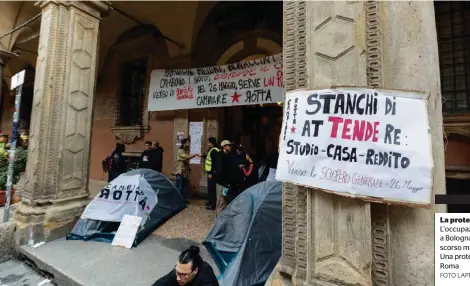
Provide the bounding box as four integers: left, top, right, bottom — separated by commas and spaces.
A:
111, 215, 142, 249
276, 88, 434, 207
148, 54, 283, 111
11, 70, 25, 90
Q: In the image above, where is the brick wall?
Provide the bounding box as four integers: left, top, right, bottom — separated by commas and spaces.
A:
89, 33, 177, 181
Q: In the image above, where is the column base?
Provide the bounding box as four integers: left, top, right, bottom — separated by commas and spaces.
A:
0, 221, 16, 263
266, 265, 294, 286
13, 195, 89, 245
269, 268, 365, 286
198, 174, 209, 198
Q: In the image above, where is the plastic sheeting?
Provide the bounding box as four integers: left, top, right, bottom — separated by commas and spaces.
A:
203, 181, 282, 286
67, 169, 186, 247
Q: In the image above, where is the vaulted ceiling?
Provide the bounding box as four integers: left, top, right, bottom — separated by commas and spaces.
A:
0, 1, 282, 85
0, 1, 218, 82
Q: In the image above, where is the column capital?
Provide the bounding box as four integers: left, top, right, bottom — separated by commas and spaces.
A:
35, 1, 111, 18
0, 49, 17, 66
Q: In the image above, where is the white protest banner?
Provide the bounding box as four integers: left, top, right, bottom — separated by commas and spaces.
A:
276, 88, 434, 207
189, 121, 203, 164
81, 174, 158, 225
148, 54, 283, 111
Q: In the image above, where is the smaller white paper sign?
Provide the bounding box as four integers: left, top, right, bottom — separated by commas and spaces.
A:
11, 70, 25, 90
111, 215, 142, 249
266, 168, 277, 182
189, 122, 203, 164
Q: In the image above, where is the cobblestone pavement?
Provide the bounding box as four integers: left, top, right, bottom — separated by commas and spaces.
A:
152, 198, 216, 243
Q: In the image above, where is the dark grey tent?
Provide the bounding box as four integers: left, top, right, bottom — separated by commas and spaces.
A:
67, 169, 185, 247
203, 181, 282, 286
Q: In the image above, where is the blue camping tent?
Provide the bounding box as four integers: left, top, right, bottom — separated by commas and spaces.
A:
67, 169, 186, 247
203, 181, 282, 286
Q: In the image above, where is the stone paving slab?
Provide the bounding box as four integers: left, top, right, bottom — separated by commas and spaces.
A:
14, 183, 219, 286
19, 236, 218, 286
0, 259, 51, 286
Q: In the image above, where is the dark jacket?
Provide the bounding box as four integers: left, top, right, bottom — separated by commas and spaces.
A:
140, 149, 155, 170
215, 151, 244, 188
151, 262, 218, 286
112, 151, 126, 171
105, 143, 126, 182
152, 147, 164, 172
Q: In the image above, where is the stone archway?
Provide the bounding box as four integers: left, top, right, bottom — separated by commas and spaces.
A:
215, 30, 281, 65
215, 37, 282, 160
191, 1, 282, 66
95, 24, 170, 145
0, 2, 40, 52
98, 24, 169, 86
190, 1, 283, 192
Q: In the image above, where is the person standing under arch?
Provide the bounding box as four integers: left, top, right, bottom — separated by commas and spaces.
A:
201, 137, 220, 211
152, 141, 164, 173
176, 138, 198, 204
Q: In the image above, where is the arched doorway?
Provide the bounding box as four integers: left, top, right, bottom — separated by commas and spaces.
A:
193, 1, 283, 162
220, 54, 283, 162
192, 1, 282, 66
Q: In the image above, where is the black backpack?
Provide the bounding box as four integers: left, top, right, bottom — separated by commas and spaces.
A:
102, 155, 112, 173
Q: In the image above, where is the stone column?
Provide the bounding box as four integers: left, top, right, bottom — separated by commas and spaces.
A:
273, 2, 444, 286
173, 110, 189, 172
376, 2, 445, 285
198, 109, 221, 195
14, 1, 109, 243
277, 1, 372, 285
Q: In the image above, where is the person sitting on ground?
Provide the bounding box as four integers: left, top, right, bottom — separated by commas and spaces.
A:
151, 246, 219, 286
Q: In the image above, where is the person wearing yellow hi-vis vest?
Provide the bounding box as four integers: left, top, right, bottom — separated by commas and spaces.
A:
201, 137, 221, 210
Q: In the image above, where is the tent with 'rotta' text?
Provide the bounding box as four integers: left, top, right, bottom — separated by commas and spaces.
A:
67, 169, 186, 247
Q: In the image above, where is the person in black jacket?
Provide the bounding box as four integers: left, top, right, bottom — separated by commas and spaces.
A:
214, 140, 244, 213
151, 246, 218, 286
201, 137, 221, 210
103, 143, 126, 182
235, 144, 257, 191
140, 141, 155, 170
152, 141, 164, 172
